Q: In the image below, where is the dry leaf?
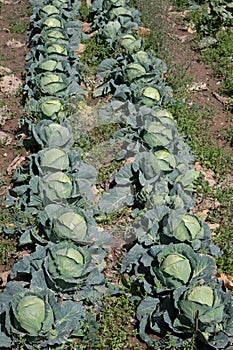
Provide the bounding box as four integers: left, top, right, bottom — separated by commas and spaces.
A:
0, 66, 12, 75
7, 39, 25, 48
0, 271, 10, 288
137, 26, 151, 38
207, 223, 220, 231
87, 30, 98, 38
212, 91, 232, 105
194, 209, 209, 221
123, 157, 135, 165
218, 273, 233, 290
195, 162, 217, 187
75, 44, 86, 56
81, 21, 92, 33
187, 82, 208, 92
0, 131, 12, 145
7, 155, 26, 175
0, 74, 22, 94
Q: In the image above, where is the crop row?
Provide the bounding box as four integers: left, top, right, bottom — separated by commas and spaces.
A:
0, 1, 112, 349
82, 0, 233, 349
0, 0, 232, 349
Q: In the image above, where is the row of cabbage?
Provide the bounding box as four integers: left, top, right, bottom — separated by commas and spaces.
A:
0, 1, 113, 349
0, 0, 233, 349
82, 0, 233, 349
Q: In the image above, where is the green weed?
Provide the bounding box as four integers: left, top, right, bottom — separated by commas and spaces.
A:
200, 29, 233, 96
9, 22, 28, 34
0, 236, 17, 264
96, 293, 143, 350
80, 36, 114, 76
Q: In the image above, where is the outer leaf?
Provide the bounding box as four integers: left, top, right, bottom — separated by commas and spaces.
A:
99, 185, 134, 213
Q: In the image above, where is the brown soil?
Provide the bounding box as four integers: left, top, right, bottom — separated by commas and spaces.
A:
164, 10, 233, 156
0, 0, 30, 181
0, 0, 30, 279
0, 1, 232, 347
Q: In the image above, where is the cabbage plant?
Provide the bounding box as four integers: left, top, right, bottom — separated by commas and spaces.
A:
121, 242, 216, 294
9, 171, 77, 210
0, 282, 86, 348
99, 149, 177, 213
172, 285, 233, 349
39, 204, 111, 247
31, 120, 74, 149
25, 96, 69, 121
8, 152, 97, 211
11, 241, 107, 298
135, 282, 233, 349
161, 210, 212, 251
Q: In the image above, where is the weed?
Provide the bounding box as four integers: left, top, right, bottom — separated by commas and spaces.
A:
199, 29, 233, 96
9, 22, 28, 34
0, 206, 18, 264
96, 160, 123, 186
80, 36, 114, 76
0, 235, 17, 264
153, 332, 197, 349
79, 0, 91, 21
96, 293, 143, 350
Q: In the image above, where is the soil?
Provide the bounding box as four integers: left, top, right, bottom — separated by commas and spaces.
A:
169, 15, 233, 154
0, 1, 232, 347
0, 0, 30, 185
0, 0, 30, 282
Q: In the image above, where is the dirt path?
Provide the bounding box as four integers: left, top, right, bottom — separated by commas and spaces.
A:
0, 0, 30, 279
0, 0, 29, 189
169, 13, 233, 153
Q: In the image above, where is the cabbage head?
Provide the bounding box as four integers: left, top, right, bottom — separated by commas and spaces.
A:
53, 210, 87, 242
118, 34, 142, 51
41, 204, 89, 243
38, 59, 64, 72
39, 148, 70, 171
32, 120, 73, 149
143, 121, 174, 148
132, 50, 153, 67
124, 63, 147, 82
38, 73, 66, 95
39, 4, 60, 18
46, 43, 68, 56
40, 97, 66, 119
162, 211, 212, 251
0, 282, 86, 348
39, 171, 73, 203
141, 87, 161, 106
43, 29, 68, 43
42, 16, 63, 29
107, 0, 126, 7
25, 96, 67, 121
109, 7, 133, 20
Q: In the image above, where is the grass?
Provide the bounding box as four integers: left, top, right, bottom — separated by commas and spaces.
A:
96, 294, 143, 350
9, 22, 28, 34
199, 28, 233, 96
0, 206, 19, 264
0, 0, 232, 349
80, 35, 114, 76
